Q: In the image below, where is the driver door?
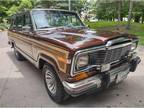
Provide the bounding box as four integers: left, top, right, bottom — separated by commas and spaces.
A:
15, 12, 33, 58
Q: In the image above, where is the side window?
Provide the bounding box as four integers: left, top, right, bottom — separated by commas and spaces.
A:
10, 13, 33, 32
16, 15, 24, 31
25, 14, 32, 26
22, 13, 33, 32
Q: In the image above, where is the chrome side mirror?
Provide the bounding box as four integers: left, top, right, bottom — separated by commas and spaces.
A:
22, 25, 31, 33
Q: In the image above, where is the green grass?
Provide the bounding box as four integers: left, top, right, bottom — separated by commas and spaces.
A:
85, 21, 144, 45
85, 21, 127, 28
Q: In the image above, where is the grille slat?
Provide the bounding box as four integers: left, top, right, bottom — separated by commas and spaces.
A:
89, 45, 131, 65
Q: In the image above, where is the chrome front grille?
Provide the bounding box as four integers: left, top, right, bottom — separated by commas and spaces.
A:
89, 45, 131, 65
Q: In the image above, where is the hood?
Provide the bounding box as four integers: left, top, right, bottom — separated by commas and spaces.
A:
36, 27, 132, 52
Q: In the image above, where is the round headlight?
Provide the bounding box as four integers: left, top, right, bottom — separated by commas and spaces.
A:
76, 55, 89, 69
131, 42, 137, 51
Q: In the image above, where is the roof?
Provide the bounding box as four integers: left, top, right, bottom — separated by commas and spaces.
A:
31, 8, 76, 14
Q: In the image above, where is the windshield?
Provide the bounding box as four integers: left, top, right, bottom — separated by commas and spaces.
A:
32, 10, 85, 29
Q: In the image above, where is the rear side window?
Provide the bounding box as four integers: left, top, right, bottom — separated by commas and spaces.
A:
10, 14, 24, 31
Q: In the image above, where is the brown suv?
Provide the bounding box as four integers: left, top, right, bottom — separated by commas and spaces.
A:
8, 9, 141, 103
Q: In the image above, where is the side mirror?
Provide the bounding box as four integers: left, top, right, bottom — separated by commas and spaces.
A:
17, 25, 22, 28
17, 25, 22, 31
22, 25, 31, 33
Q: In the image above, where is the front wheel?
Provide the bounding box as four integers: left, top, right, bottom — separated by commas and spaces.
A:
43, 64, 69, 103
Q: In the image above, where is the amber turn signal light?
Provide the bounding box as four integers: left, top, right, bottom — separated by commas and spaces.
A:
73, 72, 89, 81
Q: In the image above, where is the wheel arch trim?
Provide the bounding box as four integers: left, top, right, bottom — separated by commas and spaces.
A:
37, 54, 63, 79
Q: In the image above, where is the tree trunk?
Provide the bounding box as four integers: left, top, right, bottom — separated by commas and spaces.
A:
126, 0, 133, 30
142, 12, 144, 23
117, 1, 122, 21
68, 0, 71, 11
142, 16, 144, 23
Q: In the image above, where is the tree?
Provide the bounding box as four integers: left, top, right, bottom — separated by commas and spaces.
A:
37, 0, 87, 14
0, 0, 36, 22
126, 0, 133, 29
95, 0, 118, 21
132, 1, 144, 23
36, 0, 57, 8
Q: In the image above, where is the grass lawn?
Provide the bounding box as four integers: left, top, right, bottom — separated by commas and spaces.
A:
85, 21, 144, 45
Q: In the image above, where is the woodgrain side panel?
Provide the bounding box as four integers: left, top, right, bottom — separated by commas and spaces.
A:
8, 31, 70, 73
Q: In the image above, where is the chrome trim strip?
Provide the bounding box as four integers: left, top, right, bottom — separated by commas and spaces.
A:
75, 65, 100, 74
70, 42, 132, 77
107, 42, 132, 50
30, 11, 37, 32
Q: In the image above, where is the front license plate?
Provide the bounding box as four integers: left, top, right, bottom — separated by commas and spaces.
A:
116, 71, 129, 83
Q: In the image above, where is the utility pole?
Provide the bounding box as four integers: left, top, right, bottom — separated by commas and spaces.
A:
68, 0, 71, 11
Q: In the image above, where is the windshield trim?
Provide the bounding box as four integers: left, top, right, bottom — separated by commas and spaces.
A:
31, 10, 85, 30
36, 26, 87, 31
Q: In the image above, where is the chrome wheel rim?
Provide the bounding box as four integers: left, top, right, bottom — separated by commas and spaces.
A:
45, 69, 57, 95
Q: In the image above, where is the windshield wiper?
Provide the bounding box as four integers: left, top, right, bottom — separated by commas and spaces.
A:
38, 26, 50, 29
66, 26, 86, 29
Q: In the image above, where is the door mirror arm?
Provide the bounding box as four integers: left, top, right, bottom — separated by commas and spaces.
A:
22, 25, 31, 33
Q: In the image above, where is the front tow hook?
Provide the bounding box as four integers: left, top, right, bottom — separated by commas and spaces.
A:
130, 57, 141, 72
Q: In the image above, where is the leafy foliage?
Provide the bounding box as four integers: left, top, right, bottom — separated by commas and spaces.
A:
0, 0, 35, 22
95, 0, 144, 23
0, 23, 9, 30
37, 0, 87, 14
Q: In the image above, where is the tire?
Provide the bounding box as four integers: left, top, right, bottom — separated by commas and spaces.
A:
43, 63, 69, 103
14, 46, 25, 61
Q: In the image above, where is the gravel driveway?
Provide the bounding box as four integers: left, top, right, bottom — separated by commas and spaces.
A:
0, 31, 144, 107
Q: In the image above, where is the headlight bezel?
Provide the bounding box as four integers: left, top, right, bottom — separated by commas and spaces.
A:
70, 45, 105, 77
76, 54, 89, 70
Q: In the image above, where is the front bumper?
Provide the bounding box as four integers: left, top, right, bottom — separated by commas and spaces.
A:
63, 74, 102, 96
63, 57, 141, 97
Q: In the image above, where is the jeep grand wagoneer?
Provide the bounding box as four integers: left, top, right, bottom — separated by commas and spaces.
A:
8, 9, 141, 103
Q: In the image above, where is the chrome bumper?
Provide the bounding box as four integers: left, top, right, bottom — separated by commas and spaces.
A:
63, 64, 130, 97
63, 75, 102, 96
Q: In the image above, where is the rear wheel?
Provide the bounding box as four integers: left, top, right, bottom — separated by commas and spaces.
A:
43, 63, 69, 103
14, 46, 25, 61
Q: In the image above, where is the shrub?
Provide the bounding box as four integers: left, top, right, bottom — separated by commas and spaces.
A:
0, 23, 10, 30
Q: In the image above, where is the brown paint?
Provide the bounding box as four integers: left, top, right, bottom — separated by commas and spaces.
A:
35, 28, 137, 53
